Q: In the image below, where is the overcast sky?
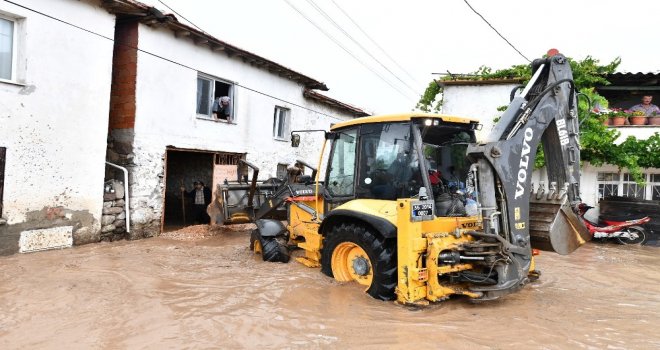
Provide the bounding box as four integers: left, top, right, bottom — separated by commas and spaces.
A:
143, 0, 660, 114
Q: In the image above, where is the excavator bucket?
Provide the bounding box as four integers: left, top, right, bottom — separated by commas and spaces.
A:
529, 184, 591, 255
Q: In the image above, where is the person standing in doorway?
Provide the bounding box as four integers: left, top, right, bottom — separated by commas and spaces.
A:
181, 181, 212, 224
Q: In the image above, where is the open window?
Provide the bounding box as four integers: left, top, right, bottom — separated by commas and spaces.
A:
0, 13, 21, 83
196, 73, 235, 122
273, 106, 290, 140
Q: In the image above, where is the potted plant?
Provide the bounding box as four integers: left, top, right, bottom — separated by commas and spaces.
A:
629, 110, 647, 125
600, 113, 611, 126
649, 111, 660, 125
591, 107, 610, 125
610, 108, 627, 126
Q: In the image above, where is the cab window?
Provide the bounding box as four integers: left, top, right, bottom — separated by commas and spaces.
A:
326, 128, 358, 197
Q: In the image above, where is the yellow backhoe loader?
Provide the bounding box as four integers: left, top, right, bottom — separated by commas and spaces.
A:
214, 52, 590, 305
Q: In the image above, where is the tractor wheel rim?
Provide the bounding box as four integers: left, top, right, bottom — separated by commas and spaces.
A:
254, 240, 262, 254
331, 242, 373, 289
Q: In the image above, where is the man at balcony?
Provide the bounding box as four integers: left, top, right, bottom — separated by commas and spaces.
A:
630, 95, 660, 119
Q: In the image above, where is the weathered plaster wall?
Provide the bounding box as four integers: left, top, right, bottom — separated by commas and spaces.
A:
0, 0, 114, 253
126, 24, 352, 237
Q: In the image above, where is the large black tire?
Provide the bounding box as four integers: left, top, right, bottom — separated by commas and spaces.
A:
320, 223, 397, 301
616, 225, 648, 245
251, 229, 290, 263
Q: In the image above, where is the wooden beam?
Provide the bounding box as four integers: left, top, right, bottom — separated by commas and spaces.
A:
174, 30, 191, 38
194, 37, 209, 45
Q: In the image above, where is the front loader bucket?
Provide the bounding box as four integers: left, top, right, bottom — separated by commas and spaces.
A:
529, 189, 590, 255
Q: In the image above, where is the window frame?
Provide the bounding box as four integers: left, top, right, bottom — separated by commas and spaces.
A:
596, 172, 620, 201
0, 14, 18, 83
596, 171, 660, 201
272, 106, 291, 141
195, 72, 236, 123
622, 173, 647, 200
650, 174, 660, 201
325, 127, 359, 199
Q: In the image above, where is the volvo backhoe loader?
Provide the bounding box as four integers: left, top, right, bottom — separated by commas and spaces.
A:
213, 52, 590, 304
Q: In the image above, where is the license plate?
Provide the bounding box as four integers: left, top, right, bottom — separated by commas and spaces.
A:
411, 201, 434, 222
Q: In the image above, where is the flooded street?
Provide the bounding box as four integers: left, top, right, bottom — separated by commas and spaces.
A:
1, 226, 659, 349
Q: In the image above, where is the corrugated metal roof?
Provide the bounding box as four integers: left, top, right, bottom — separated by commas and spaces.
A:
603, 72, 660, 87
608, 72, 660, 78
101, 0, 329, 91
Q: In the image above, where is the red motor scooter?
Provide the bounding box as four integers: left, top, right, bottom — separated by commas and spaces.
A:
577, 203, 651, 245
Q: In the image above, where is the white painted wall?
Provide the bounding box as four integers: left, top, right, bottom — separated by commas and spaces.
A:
441, 83, 520, 141
129, 24, 353, 225
614, 126, 660, 144
0, 0, 113, 229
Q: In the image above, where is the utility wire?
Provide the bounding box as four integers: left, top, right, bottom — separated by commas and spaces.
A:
328, 0, 421, 85
2, 0, 350, 121
462, 0, 531, 63
282, 0, 416, 101
156, 0, 207, 35
305, 0, 418, 95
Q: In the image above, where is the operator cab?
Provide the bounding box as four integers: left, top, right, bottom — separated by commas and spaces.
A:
324, 113, 480, 216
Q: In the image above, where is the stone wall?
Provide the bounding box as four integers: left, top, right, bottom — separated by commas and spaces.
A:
100, 180, 127, 242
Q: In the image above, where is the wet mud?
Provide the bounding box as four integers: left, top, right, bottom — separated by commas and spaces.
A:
1, 226, 659, 349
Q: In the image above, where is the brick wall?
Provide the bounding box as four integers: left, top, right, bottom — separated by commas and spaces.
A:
109, 19, 138, 130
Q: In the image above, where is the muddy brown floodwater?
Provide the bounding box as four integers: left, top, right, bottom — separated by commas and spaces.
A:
1, 225, 660, 349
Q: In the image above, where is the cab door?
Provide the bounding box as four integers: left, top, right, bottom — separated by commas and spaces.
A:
324, 127, 358, 211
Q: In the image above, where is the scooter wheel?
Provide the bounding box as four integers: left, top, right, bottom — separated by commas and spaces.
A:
616, 226, 647, 245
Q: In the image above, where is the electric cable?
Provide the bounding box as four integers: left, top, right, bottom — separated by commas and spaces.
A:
281, 0, 417, 102
156, 0, 207, 35
462, 0, 531, 63
328, 0, 421, 85
305, 0, 419, 95
2, 0, 352, 121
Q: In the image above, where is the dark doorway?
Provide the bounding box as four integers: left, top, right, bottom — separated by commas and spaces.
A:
163, 149, 214, 231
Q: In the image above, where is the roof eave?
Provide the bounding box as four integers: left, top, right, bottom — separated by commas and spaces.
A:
101, 0, 329, 91
303, 90, 369, 117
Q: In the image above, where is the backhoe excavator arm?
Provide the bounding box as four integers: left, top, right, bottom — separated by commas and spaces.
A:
466, 53, 590, 300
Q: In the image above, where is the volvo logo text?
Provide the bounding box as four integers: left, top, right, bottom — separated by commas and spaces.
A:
515, 128, 534, 199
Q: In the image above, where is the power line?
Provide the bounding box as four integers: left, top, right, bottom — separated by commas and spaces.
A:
281, 0, 416, 102
155, 0, 207, 35
328, 0, 421, 86
2, 0, 350, 121
305, 0, 419, 95
462, 0, 531, 63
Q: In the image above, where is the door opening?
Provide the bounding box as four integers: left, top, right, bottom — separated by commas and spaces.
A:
163, 149, 214, 232
162, 149, 245, 232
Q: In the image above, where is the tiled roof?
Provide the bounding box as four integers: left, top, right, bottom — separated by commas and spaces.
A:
101, 0, 329, 90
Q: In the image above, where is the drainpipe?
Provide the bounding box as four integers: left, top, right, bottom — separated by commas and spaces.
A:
105, 161, 130, 233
